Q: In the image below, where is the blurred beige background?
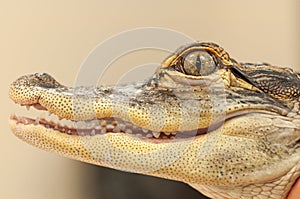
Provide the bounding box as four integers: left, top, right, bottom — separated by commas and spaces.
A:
1, 0, 299, 199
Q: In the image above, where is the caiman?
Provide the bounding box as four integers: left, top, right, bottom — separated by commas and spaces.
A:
8, 42, 300, 199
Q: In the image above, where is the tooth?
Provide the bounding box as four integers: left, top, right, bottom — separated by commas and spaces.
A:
106, 124, 114, 132
91, 129, 96, 136
61, 128, 65, 133
26, 105, 31, 111
34, 117, 40, 125
171, 132, 177, 135
125, 129, 132, 134
79, 132, 85, 136
67, 130, 72, 135
23, 119, 29, 125
146, 134, 152, 138
113, 127, 121, 133
152, 131, 160, 138
101, 128, 107, 134
95, 125, 101, 130
142, 128, 149, 133
164, 132, 170, 136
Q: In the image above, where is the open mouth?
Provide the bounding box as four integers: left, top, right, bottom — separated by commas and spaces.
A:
10, 103, 207, 141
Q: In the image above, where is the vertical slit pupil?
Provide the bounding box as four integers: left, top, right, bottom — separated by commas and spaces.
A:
196, 55, 202, 72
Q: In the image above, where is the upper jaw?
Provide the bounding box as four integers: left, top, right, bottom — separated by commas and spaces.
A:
9, 69, 290, 139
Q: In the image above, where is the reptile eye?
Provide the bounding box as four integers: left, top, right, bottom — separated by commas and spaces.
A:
182, 51, 216, 76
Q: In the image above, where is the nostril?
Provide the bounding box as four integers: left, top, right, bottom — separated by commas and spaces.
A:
32, 73, 62, 88
35, 72, 48, 78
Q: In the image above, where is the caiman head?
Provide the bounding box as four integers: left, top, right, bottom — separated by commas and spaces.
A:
9, 42, 300, 199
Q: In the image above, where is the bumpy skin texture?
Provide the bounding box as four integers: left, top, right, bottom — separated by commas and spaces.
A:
9, 42, 300, 199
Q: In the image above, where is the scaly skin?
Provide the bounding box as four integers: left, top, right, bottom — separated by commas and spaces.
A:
9, 43, 300, 198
